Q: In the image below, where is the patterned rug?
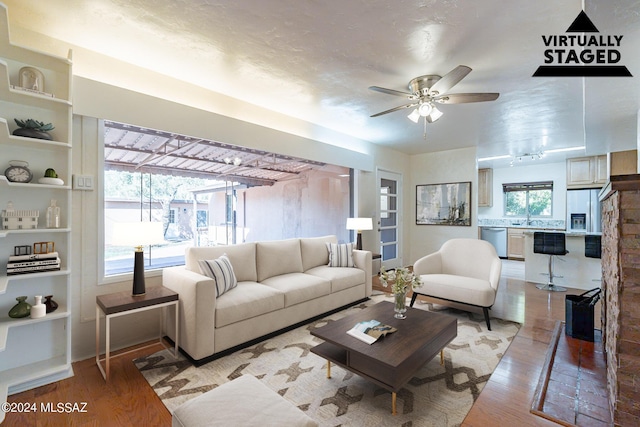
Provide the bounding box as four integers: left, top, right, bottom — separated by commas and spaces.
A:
134, 295, 520, 426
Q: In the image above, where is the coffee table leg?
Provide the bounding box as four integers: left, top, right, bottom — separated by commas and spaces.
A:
440, 349, 444, 365
392, 392, 397, 415
326, 361, 331, 378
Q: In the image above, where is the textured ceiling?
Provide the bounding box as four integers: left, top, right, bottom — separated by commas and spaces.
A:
3, 0, 639, 168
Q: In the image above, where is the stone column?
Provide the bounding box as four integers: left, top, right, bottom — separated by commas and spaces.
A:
599, 174, 640, 426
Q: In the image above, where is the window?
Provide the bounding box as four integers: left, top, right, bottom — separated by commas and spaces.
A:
503, 181, 553, 217
104, 171, 213, 276
102, 120, 352, 279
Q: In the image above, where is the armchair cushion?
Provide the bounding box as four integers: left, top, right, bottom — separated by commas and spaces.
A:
413, 238, 501, 307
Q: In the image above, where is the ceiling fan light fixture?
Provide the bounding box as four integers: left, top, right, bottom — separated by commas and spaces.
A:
426, 105, 443, 123
418, 102, 433, 117
407, 109, 420, 123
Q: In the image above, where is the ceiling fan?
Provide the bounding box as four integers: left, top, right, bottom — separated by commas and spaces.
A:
369, 65, 499, 124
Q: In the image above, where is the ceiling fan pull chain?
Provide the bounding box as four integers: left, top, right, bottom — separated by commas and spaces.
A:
423, 117, 427, 140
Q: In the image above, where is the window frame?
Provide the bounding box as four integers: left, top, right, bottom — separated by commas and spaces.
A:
502, 181, 554, 218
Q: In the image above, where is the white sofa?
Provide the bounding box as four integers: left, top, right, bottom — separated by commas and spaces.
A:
163, 235, 372, 363
409, 238, 502, 330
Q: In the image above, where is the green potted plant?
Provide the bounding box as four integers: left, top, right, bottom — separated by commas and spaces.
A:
13, 118, 54, 140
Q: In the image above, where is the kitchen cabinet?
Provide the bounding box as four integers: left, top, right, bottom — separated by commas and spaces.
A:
0, 3, 73, 419
507, 228, 525, 260
478, 168, 492, 207
610, 150, 638, 176
566, 155, 607, 188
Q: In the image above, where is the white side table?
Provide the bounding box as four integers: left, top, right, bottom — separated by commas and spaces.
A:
96, 286, 179, 381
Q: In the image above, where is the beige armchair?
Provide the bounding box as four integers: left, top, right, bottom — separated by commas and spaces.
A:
410, 238, 502, 330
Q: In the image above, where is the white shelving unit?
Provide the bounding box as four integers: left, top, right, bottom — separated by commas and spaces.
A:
0, 2, 73, 418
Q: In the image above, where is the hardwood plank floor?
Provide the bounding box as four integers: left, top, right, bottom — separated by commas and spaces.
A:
4, 260, 601, 426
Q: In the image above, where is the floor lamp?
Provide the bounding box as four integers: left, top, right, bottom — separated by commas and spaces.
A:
346, 217, 373, 250
112, 222, 165, 296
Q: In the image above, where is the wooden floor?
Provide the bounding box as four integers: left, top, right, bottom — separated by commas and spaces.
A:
4, 260, 603, 426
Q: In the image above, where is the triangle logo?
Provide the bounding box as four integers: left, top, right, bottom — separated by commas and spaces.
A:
566, 11, 599, 33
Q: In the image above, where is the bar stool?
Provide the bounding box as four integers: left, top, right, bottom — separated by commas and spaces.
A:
533, 232, 568, 292
584, 234, 601, 259
585, 234, 602, 286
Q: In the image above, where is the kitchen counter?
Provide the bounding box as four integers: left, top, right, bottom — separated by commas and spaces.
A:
523, 231, 601, 291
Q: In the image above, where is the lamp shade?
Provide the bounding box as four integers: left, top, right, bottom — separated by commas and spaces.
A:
346, 217, 373, 231
112, 222, 165, 248
112, 221, 164, 296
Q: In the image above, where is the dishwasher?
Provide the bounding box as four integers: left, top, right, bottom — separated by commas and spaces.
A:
480, 227, 507, 258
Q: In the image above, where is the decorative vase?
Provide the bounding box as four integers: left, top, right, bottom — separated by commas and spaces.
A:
12, 127, 53, 140
394, 289, 407, 319
44, 295, 58, 313
8, 296, 31, 318
31, 295, 46, 319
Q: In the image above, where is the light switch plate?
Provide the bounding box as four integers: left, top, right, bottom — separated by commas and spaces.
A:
73, 174, 94, 190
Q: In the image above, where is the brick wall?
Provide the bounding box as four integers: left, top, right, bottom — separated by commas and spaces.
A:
601, 177, 640, 426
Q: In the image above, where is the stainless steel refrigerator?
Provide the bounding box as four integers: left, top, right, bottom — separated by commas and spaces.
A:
566, 189, 601, 233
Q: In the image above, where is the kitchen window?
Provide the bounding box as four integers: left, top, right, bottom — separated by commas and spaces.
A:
503, 181, 553, 217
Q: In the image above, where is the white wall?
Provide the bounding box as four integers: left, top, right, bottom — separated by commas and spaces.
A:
477, 161, 567, 222
408, 147, 479, 263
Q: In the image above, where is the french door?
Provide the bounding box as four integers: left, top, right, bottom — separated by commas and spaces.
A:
377, 169, 402, 269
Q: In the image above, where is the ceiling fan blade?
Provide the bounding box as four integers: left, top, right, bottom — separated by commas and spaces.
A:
369, 86, 414, 98
370, 102, 418, 117
435, 92, 500, 104
428, 65, 472, 95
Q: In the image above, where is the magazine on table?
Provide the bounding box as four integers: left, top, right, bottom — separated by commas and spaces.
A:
347, 319, 397, 344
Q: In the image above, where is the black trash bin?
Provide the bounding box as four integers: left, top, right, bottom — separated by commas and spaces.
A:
565, 287, 601, 341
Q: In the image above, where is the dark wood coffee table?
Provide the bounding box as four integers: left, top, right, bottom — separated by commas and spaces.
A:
310, 301, 457, 415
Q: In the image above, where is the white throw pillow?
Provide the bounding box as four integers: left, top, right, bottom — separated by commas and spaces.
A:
326, 242, 355, 267
198, 254, 238, 297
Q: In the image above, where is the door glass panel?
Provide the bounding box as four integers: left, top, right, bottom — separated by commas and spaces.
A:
382, 244, 397, 260
381, 228, 396, 242
378, 171, 401, 268
380, 212, 396, 228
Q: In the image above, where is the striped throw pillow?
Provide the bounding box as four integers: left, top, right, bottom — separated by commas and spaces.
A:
326, 242, 355, 267
198, 254, 238, 297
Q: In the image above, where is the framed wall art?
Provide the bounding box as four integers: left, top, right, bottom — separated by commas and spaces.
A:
416, 181, 471, 226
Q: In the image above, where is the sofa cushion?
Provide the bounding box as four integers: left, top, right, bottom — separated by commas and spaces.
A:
326, 242, 355, 267
256, 239, 303, 282
198, 255, 238, 297
186, 243, 257, 282
305, 265, 365, 293
215, 282, 285, 328
260, 273, 331, 307
418, 273, 496, 307
300, 235, 336, 271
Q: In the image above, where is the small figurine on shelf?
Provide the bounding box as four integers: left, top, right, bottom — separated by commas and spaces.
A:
46, 199, 61, 228
44, 295, 58, 313
31, 295, 46, 319
39, 169, 64, 186
19, 66, 44, 92
13, 118, 54, 140
8, 296, 31, 318
1, 201, 39, 230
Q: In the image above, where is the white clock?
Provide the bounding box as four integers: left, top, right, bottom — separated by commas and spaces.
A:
4, 160, 33, 183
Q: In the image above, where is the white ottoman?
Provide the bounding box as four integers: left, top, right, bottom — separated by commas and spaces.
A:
172, 375, 318, 427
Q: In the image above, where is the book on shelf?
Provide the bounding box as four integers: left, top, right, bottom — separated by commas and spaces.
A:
9, 251, 59, 262
7, 258, 61, 275
347, 319, 397, 345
